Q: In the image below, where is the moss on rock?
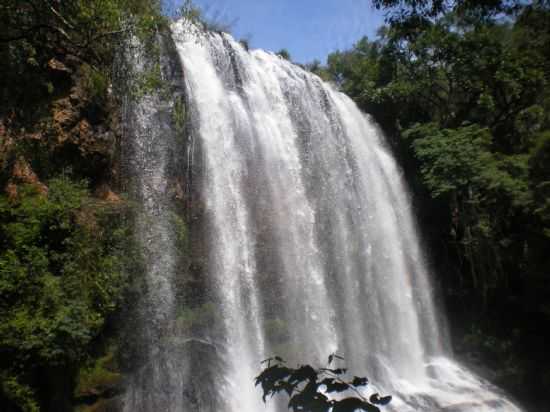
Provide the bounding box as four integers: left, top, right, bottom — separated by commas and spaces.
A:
75, 350, 123, 401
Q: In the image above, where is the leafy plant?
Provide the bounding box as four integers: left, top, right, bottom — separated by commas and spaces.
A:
255, 355, 391, 412
277, 49, 292, 61
176, 0, 236, 33
0, 176, 131, 410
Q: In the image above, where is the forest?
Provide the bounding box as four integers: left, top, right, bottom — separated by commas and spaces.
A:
0, 0, 549, 411
312, 0, 550, 407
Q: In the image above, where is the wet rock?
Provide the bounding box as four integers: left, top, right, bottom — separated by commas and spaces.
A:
48, 58, 73, 75
53, 97, 79, 133
74, 350, 125, 411
5, 156, 48, 198
76, 396, 124, 412
5, 182, 18, 201
0, 120, 14, 172
95, 183, 122, 203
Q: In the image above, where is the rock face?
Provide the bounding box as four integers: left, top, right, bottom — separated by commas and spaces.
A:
1, 54, 121, 200
0, 53, 125, 412
73, 351, 125, 412
95, 182, 122, 203
5, 156, 48, 200
47, 58, 73, 76
51, 96, 116, 158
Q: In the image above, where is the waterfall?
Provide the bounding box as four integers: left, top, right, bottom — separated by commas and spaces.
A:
124, 20, 522, 412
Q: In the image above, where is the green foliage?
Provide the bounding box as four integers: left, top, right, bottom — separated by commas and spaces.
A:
132, 62, 167, 100
406, 124, 493, 197
255, 355, 391, 412
172, 95, 187, 134
407, 123, 532, 209
75, 348, 122, 398
0, 2, 171, 410
0, 0, 163, 67
371, 0, 518, 24
318, 1, 550, 305
177, 0, 203, 22
530, 131, 550, 237
277, 49, 292, 61
0, 373, 39, 412
176, 0, 235, 33
80, 64, 111, 105
0, 176, 130, 411
171, 211, 189, 253
0, 0, 165, 120
315, 1, 550, 404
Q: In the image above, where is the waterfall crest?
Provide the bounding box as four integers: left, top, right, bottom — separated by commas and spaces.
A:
124, 20, 522, 412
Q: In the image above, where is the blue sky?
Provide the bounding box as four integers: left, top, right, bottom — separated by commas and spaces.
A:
163, 0, 385, 64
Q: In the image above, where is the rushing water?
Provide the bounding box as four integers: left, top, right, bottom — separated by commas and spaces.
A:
124, 20, 522, 412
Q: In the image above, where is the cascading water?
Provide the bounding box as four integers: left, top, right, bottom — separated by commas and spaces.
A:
120, 34, 185, 411
124, 19, 523, 412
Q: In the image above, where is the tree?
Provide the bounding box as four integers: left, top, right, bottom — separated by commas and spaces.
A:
314, 0, 550, 405
255, 355, 391, 412
371, 0, 522, 23
175, 0, 236, 33
0, 0, 165, 122
0, 176, 131, 411
277, 49, 292, 61
0, 0, 162, 68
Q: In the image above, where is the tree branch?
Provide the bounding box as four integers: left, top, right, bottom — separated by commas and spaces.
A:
42, 0, 76, 30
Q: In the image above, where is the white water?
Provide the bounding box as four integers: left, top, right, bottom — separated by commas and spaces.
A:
120, 36, 186, 411
125, 20, 523, 412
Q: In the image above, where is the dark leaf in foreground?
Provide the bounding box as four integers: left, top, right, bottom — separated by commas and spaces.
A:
256, 355, 391, 412
332, 397, 380, 412
320, 378, 349, 393
370, 393, 392, 405
351, 376, 369, 387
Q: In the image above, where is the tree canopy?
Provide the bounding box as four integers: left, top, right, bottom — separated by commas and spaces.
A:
310, 0, 550, 405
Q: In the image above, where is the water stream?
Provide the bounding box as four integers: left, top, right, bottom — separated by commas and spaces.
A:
123, 21, 522, 412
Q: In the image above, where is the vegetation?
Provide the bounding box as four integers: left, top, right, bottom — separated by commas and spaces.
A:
1, 0, 549, 410
277, 49, 292, 61
0, 2, 166, 411
0, 0, 166, 123
174, 0, 236, 33
310, 0, 550, 406
256, 355, 391, 412
0, 176, 132, 411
